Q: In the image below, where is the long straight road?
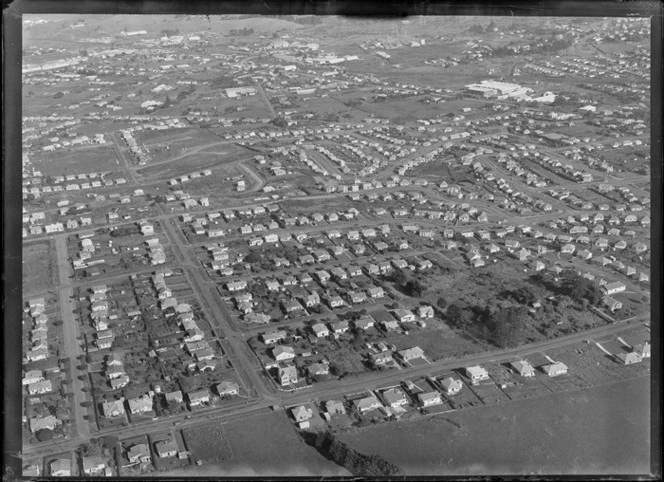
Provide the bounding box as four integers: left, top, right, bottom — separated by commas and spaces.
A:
23, 313, 645, 460
54, 234, 90, 441
159, 217, 273, 400
255, 81, 278, 119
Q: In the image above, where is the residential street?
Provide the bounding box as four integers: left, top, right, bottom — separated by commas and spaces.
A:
54, 234, 90, 441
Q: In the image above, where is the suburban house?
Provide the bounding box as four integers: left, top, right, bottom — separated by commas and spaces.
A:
440, 377, 463, 395
382, 387, 409, 408
128, 395, 153, 415
127, 443, 152, 465
278, 364, 298, 386
634, 342, 650, 359
291, 405, 313, 422
398, 346, 425, 362
155, 439, 179, 458
560, 244, 576, 254
543, 362, 568, 377
367, 287, 385, 298
354, 315, 375, 330
330, 320, 350, 334
29, 415, 61, 433
603, 296, 623, 312
616, 352, 642, 365
603, 281, 626, 296
347, 291, 368, 304
418, 391, 443, 407
311, 323, 330, 338
511, 360, 535, 377
370, 351, 394, 367
49, 458, 71, 477
272, 345, 296, 361
82, 455, 105, 475
326, 296, 345, 309
325, 400, 346, 416
354, 394, 383, 413
394, 309, 417, 323
187, 389, 210, 407
226, 280, 247, 292
465, 366, 490, 384
417, 305, 435, 319
102, 399, 126, 418
282, 299, 304, 313
262, 330, 287, 344
215, 381, 240, 396
307, 361, 330, 376
165, 390, 183, 404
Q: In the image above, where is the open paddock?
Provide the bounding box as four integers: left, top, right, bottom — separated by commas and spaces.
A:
468, 381, 510, 405
501, 376, 553, 401
136, 143, 253, 180
23, 240, 56, 295
38, 144, 121, 177
337, 375, 650, 475
182, 422, 233, 463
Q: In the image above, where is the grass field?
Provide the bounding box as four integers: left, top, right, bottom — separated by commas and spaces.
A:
136, 143, 253, 180
38, 144, 120, 176
338, 375, 651, 475
22, 240, 56, 295
385, 323, 483, 362
161, 410, 349, 477
182, 423, 233, 462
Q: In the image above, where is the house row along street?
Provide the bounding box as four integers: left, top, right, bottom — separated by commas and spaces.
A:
22, 312, 647, 461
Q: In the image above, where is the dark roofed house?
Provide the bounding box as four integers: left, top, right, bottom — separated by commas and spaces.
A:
511, 360, 535, 377
215, 381, 240, 396
187, 389, 210, 407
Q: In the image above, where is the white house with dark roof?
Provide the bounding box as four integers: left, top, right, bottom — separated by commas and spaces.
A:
511, 360, 535, 377
354, 393, 383, 413
440, 377, 463, 395
128, 395, 153, 414
187, 389, 210, 407
382, 387, 409, 408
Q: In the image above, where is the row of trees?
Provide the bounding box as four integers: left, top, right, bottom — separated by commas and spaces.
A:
308, 431, 403, 476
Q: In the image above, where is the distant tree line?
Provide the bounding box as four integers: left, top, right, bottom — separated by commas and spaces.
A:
160, 28, 180, 37
229, 28, 254, 36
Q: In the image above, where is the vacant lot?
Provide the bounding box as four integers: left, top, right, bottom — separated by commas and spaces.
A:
39, 144, 120, 176
162, 410, 348, 477
182, 423, 233, 463
338, 376, 650, 475
23, 240, 56, 294
385, 323, 483, 362
137, 143, 253, 180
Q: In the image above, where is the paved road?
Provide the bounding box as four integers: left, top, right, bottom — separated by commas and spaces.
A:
53, 234, 90, 441
255, 81, 278, 119
23, 313, 645, 460
237, 162, 265, 192
159, 217, 272, 400
110, 133, 138, 184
